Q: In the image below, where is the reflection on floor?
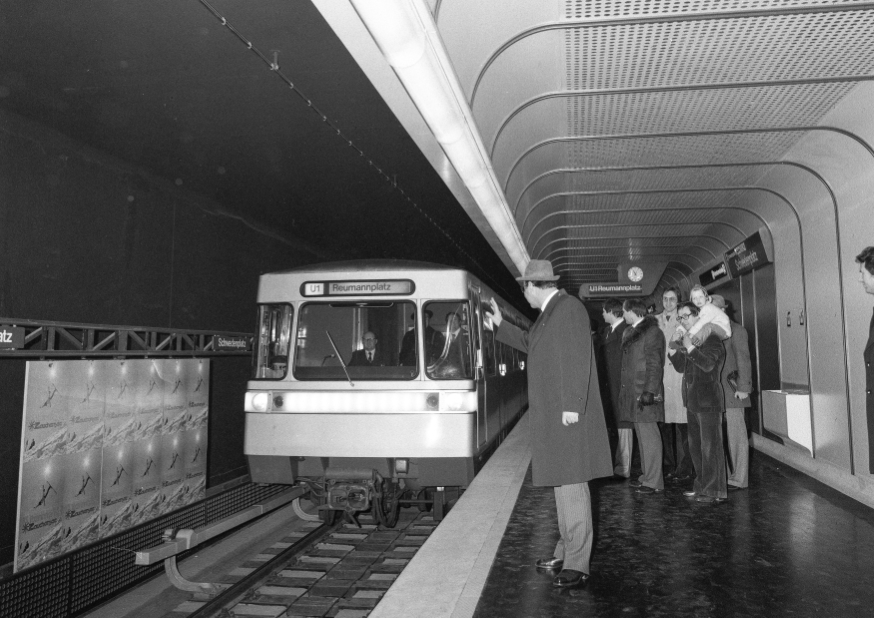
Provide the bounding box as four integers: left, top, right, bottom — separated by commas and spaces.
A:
474, 452, 874, 618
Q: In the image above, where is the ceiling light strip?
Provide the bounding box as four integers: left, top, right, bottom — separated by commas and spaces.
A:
349, 0, 530, 276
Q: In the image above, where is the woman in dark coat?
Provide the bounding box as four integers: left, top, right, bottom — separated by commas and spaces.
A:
669, 302, 727, 503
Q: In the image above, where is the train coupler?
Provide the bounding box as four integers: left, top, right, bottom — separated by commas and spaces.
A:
323, 467, 382, 515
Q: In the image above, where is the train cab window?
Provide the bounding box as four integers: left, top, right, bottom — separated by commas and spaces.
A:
424, 301, 473, 380
293, 301, 417, 380
253, 304, 293, 379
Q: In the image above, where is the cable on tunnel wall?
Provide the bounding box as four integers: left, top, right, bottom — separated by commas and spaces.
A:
194, 0, 516, 302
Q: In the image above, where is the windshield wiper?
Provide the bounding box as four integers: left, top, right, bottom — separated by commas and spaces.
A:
325, 330, 354, 386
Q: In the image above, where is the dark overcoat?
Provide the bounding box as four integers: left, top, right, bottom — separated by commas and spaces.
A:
496, 290, 613, 486
866, 308, 874, 473
720, 320, 753, 409
669, 332, 726, 414
596, 321, 631, 429
618, 316, 666, 423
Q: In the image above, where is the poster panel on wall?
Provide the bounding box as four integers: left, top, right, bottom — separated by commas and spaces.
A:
15, 358, 210, 572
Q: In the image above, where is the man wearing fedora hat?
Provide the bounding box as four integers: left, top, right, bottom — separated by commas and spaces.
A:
487, 259, 612, 588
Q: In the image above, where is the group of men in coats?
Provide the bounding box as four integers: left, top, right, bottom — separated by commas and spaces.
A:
485, 258, 757, 588
596, 287, 754, 503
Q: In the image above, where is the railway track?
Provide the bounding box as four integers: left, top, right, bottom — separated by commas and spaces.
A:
166, 508, 439, 617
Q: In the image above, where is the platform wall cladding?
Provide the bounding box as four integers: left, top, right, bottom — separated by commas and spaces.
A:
0, 110, 322, 569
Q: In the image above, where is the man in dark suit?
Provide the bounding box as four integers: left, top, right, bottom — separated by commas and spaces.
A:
399, 309, 443, 367
596, 297, 632, 477
348, 331, 385, 366
856, 247, 874, 472
669, 302, 727, 504
487, 260, 612, 588
710, 295, 753, 490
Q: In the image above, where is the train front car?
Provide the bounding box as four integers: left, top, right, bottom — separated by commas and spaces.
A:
244, 260, 528, 525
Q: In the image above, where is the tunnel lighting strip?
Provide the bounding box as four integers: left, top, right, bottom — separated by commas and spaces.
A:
348, 0, 530, 276
194, 0, 515, 301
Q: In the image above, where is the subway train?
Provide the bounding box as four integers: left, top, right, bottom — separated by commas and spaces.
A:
243, 260, 530, 524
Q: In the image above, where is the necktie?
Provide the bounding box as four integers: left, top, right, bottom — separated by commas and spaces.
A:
368, 352, 373, 362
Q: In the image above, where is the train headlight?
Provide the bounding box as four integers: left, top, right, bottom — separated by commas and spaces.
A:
439, 391, 476, 411
246, 391, 270, 412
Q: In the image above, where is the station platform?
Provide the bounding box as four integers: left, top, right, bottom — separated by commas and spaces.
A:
372, 414, 874, 618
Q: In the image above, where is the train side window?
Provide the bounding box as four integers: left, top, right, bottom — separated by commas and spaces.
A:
424, 300, 473, 380
483, 328, 496, 376
253, 303, 293, 379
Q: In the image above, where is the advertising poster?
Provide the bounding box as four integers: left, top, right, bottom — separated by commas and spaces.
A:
15, 359, 210, 572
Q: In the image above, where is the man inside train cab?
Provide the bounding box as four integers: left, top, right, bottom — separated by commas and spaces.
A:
348, 331, 384, 366
486, 259, 612, 588
855, 246, 874, 473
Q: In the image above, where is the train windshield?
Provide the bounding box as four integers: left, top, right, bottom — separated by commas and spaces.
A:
424, 301, 473, 380
293, 301, 418, 380
253, 304, 293, 379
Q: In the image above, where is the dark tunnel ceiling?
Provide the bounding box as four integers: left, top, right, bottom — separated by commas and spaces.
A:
4, 0, 874, 306
0, 0, 526, 305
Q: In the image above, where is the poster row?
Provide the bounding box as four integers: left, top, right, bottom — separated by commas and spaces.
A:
16, 359, 210, 572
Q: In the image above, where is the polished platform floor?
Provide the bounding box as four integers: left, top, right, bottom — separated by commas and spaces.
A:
473, 452, 874, 618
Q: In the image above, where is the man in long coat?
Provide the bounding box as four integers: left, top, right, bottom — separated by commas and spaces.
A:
488, 260, 612, 588
855, 247, 874, 473
596, 297, 632, 477
710, 295, 754, 490
618, 298, 666, 494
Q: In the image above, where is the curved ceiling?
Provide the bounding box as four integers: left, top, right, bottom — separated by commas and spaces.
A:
324, 0, 874, 297
439, 0, 874, 293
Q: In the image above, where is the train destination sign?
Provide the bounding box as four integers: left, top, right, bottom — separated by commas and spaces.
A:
725, 231, 771, 278
0, 325, 25, 349
302, 280, 415, 297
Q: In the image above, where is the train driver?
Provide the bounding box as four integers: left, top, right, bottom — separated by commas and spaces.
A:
348, 332, 385, 366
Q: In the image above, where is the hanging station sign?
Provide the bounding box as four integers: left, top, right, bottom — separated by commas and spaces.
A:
0, 325, 25, 349
698, 260, 730, 287
725, 231, 771, 278
578, 262, 667, 299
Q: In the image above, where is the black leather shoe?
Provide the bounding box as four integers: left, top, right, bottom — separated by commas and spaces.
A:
695, 495, 717, 504
727, 485, 744, 491
553, 569, 588, 588
673, 474, 692, 483
682, 490, 697, 497
535, 557, 563, 570
635, 486, 663, 494
628, 479, 643, 488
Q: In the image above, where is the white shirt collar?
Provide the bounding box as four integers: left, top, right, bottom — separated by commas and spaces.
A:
610, 320, 623, 332
632, 316, 645, 327
540, 289, 560, 312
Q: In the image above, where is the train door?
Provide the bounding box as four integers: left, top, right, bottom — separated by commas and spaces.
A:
474, 292, 501, 446
471, 293, 488, 448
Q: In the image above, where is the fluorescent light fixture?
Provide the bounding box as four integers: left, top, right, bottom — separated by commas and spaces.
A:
349, 0, 530, 274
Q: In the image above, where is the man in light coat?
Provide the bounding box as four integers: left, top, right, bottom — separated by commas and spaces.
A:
488, 260, 612, 588
710, 295, 753, 490
657, 287, 693, 482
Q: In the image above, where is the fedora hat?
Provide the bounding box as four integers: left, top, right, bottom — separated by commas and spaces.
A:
516, 259, 559, 282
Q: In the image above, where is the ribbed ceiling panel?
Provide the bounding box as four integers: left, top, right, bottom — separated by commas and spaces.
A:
563, 12, 874, 91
